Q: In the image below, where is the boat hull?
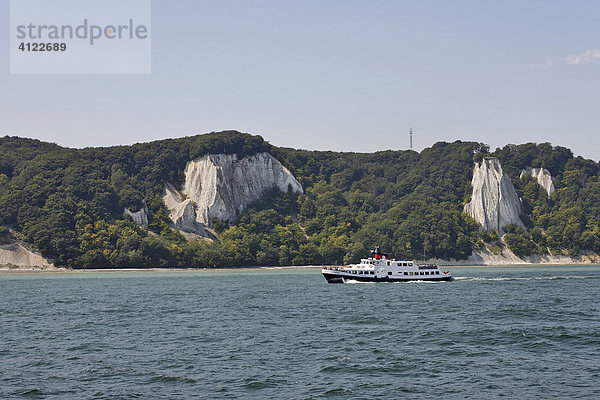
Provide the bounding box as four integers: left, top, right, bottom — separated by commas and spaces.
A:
322, 272, 452, 283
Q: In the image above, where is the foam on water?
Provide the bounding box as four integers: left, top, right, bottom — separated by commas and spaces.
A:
344, 279, 375, 284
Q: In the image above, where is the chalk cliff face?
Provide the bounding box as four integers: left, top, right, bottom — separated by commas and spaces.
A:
0, 231, 54, 269
163, 152, 303, 236
0, 243, 54, 269
464, 158, 524, 234
124, 200, 149, 227
162, 183, 215, 238
520, 167, 555, 198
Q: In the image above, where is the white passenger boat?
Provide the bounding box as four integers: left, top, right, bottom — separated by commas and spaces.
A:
321, 246, 452, 283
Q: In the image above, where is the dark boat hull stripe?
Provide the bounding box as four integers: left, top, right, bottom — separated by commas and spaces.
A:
322, 272, 452, 283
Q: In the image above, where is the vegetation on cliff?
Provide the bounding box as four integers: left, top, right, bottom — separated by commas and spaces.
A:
0, 132, 598, 267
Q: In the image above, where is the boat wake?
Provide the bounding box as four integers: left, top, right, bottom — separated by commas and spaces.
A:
453, 276, 594, 282
344, 279, 375, 284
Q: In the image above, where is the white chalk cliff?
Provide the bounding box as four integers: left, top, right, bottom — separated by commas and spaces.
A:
163, 152, 303, 236
162, 183, 215, 237
464, 158, 524, 234
0, 243, 55, 269
124, 200, 149, 227
520, 167, 555, 198
0, 230, 54, 269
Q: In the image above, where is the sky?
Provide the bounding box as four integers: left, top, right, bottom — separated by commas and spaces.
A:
1, 0, 599, 160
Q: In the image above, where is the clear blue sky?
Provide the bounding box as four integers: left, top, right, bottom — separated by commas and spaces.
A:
1, 0, 599, 160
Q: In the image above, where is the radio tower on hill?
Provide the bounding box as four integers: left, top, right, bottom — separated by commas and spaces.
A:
409, 128, 413, 151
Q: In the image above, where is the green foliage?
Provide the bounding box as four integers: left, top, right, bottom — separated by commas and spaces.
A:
0, 132, 598, 267
488, 245, 502, 255
275, 141, 482, 263
503, 224, 541, 257
0, 136, 61, 178
480, 229, 499, 243
494, 142, 573, 178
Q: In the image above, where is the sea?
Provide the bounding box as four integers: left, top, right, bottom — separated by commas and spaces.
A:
1, 265, 599, 399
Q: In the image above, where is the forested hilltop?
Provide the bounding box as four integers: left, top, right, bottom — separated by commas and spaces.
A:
0, 131, 598, 268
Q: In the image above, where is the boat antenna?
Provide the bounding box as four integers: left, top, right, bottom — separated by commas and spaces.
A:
409, 128, 413, 151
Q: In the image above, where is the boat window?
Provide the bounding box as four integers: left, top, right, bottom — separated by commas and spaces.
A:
425, 272, 429, 275
409, 272, 413, 275
404, 272, 408, 275
388, 272, 392, 275
409, 263, 413, 266
387, 261, 390, 266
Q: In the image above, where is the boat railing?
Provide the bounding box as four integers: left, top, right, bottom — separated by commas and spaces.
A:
417, 263, 438, 268
322, 266, 347, 271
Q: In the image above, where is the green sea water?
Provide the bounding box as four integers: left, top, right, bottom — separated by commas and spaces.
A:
1, 265, 599, 399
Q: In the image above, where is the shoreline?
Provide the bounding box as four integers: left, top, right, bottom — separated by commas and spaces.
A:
1, 263, 599, 274
0, 265, 324, 273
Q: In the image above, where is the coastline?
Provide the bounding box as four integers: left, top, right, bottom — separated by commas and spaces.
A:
2, 245, 599, 274
2, 263, 599, 274
0, 265, 324, 273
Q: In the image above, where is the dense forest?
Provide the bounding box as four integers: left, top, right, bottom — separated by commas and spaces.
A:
0, 131, 598, 268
